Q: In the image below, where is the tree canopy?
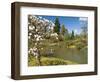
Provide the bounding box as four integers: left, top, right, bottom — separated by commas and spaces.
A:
70, 30, 74, 39
54, 17, 61, 34
61, 24, 66, 35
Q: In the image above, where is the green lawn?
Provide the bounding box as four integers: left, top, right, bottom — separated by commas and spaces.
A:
28, 55, 77, 66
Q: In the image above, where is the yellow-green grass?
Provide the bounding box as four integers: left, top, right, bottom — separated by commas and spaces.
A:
28, 56, 77, 66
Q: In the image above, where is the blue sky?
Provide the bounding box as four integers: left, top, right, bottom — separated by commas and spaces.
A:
37, 15, 88, 34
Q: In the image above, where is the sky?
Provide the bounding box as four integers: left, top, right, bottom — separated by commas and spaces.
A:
37, 15, 88, 34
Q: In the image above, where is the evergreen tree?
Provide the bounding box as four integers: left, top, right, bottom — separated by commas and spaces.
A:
80, 20, 88, 38
81, 26, 87, 38
70, 30, 74, 39
61, 24, 66, 35
64, 27, 69, 40
54, 17, 61, 34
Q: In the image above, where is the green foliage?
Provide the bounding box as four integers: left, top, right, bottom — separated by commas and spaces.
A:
64, 35, 69, 41
58, 35, 64, 41
45, 33, 50, 39
54, 17, 61, 34
60, 25, 70, 41
61, 24, 66, 35
41, 57, 68, 65
28, 15, 88, 66
28, 55, 77, 66
81, 26, 87, 38
75, 42, 85, 50
70, 30, 75, 39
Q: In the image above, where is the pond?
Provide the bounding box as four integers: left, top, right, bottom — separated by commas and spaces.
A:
52, 47, 88, 64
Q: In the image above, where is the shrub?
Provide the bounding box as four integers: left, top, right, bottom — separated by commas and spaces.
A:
58, 35, 64, 41
76, 42, 85, 50
45, 34, 50, 39
50, 37, 58, 43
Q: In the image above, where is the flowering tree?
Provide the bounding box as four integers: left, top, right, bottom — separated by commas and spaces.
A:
28, 15, 57, 65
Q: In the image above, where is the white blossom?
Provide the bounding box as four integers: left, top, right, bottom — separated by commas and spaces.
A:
29, 15, 33, 19
29, 33, 32, 36
35, 43, 38, 46
41, 48, 43, 50
28, 15, 57, 59
51, 33, 58, 37
28, 36, 31, 39
29, 25, 35, 30
34, 34, 38, 38
56, 37, 58, 40
36, 37, 40, 41
36, 29, 38, 32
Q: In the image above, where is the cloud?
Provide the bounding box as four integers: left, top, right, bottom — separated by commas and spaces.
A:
73, 29, 81, 35
79, 17, 88, 21
74, 29, 78, 33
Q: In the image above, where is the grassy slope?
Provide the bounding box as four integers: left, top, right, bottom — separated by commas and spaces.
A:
28, 38, 87, 66
28, 56, 77, 66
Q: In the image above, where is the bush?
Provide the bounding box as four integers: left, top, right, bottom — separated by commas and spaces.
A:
45, 34, 50, 39
58, 35, 64, 41
76, 42, 85, 50
50, 37, 58, 43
